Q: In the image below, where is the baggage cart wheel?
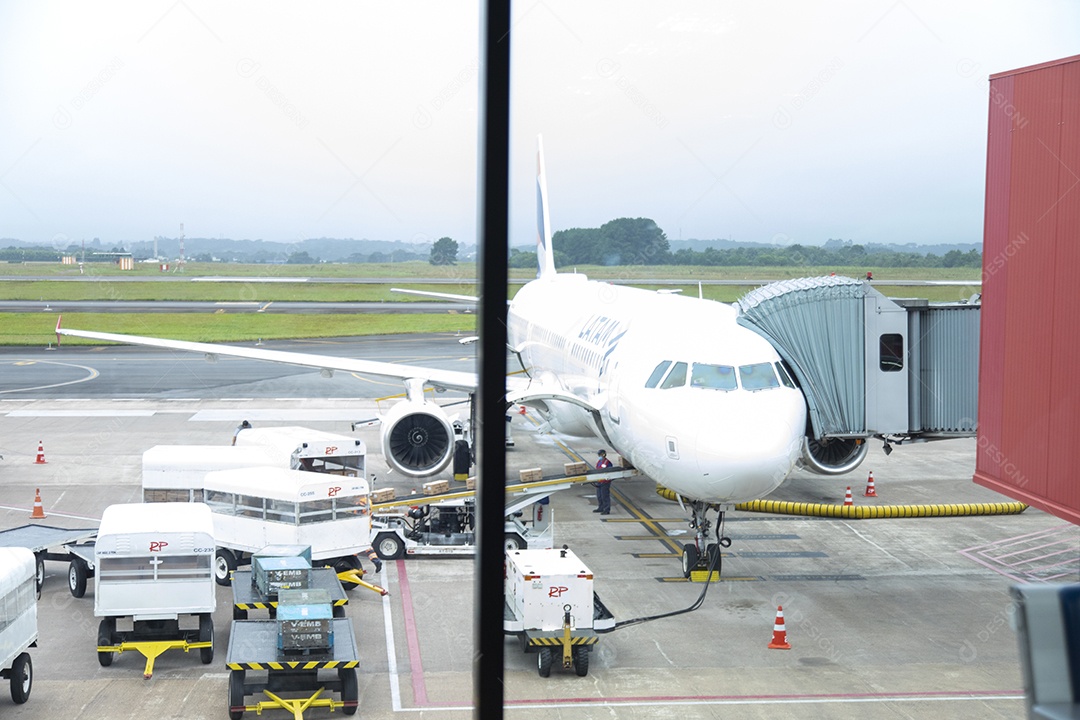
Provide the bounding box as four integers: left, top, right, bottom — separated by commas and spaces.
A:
339, 667, 358, 715
228, 669, 245, 720
199, 613, 214, 664
375, 532, 405, 560
215, 548, 237, 586
681, 544, 699, 578
97, 618, 116, 667
572, 645, 589, 677
68, 558, 88, 598
537, 647, 553, 678
33, 553, 44, 600
333, 556, 362, 591
9, 652, 31, 704
232, 606, 248, 621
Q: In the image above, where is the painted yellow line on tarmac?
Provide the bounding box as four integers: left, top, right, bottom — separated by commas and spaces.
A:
610, 487, 685, 555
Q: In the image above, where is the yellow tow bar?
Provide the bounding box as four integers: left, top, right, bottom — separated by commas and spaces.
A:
98, 639, 211, 679
244, 687, 345, 720
336, 569, 388, 596
560, 605, 573, 670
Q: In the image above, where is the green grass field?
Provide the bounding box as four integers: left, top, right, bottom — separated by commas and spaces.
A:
0, 261, 981, 345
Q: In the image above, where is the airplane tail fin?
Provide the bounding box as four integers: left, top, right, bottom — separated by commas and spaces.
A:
535, 135, 557, 279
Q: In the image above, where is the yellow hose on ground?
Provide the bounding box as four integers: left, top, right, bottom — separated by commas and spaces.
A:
655, 485, 1028, 518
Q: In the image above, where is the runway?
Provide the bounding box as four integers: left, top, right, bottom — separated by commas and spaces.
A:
0, 300, 473, 314
0, 337, 1072, 719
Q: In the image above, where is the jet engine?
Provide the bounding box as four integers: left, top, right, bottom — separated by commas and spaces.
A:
380, 400, 455, 478
799, 436, 869, 476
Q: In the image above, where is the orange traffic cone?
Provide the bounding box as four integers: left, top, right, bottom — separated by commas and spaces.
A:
864, 471, 878, 497
33, 441, 47, 465
843, 486, 853, 506
768, 605, 791, 649
30, 489, 46, 519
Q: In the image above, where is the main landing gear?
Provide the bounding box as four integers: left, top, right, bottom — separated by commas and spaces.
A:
680, 501, 732, 579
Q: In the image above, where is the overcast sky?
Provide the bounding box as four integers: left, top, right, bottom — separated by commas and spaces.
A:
1, 2, 1076, 252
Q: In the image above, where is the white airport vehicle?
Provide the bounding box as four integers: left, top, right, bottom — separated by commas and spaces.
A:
0, 525, 98, 598
503, 546, 614, 677
199, 467, 372, 587
0, 548, 38, 704
142, 427, 365, 503
94, 503, 216, 678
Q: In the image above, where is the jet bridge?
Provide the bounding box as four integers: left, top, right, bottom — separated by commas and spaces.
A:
735, 276, 978, 473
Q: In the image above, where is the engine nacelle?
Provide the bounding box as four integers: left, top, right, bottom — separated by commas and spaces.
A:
800, 436, 869, 476
380, 400, 455, 478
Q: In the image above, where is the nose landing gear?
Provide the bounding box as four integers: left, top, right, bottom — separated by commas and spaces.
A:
681, 502, 732, 580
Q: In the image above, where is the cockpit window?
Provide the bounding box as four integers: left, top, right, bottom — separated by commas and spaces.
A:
645, 360, 672, 389
738, 363, 780, 391
659, 362, 688, 389
690, 363, 738, 391
775, 361, 796, 388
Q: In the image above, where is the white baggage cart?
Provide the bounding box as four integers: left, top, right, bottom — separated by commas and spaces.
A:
94, 503, 216, 678
0, 548, 37, 704
201, 467, 375, 590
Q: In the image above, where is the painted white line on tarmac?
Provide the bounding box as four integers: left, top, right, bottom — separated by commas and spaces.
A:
5, 410, 155, 417
381, 564, 402, 711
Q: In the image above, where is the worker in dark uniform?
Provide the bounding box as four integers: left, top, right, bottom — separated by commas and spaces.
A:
593, 449, 613, 515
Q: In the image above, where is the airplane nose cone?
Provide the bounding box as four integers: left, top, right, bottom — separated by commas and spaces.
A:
693, 394, 804, 503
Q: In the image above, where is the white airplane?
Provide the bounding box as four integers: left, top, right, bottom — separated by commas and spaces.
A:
56, 137, 860, 576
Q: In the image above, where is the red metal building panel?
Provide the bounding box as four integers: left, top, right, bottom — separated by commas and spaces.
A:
975, 54, 1080, 525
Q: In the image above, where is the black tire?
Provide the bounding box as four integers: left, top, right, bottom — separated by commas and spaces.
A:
229, 669, 245, 720
339, 667, 358, 715
199, 613, 214, 664
705, 543, 721, 571
9, 652, 31, 704
33, 554, 44, 600
537, 647, 553, 678
572, 645, 589, 677
68, 559, 88, 598
503, 533, 527, 553
232, 606, 248, 621
375, 532, 405, 560
681, 544, 699, 578
333, 556, 362, 591
97, 617, 115, 667
215, 548, 237, 586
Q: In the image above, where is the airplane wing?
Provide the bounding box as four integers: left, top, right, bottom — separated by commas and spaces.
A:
55, 317, 478, 394
390, 288, 479, 303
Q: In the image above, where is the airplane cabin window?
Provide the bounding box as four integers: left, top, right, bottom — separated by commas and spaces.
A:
774, 361, 796, 388
645, 361, 672, 388
659, 361, 688, 389
738, 363, 780, 391
690, 363, 738, 390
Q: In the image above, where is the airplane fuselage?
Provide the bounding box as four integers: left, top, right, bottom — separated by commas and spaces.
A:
508, 274, 807, 504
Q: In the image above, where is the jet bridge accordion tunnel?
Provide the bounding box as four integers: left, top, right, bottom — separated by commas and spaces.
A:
735, 276, 979, 474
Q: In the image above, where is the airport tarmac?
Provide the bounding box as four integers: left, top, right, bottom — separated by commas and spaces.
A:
0, 340, 1076, 719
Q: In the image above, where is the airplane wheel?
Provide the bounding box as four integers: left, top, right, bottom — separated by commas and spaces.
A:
705, 544, 721, 570
215, 549, 237, 586
9, 652, 31, 704
537, 648, 553, 678
681, 544, 699, 578
69, 558, 88, 598
572, 646, 589, 677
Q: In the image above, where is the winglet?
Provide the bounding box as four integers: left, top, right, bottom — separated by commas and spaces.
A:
535, 134, 557, 279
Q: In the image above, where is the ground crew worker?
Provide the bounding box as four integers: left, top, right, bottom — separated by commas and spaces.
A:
593, 449, 613, 515
232, 419, 252, 446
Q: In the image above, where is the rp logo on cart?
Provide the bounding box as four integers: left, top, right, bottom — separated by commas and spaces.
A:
149, 541, 169, 552
548, 585, 568, 598
327, 486, 342, 497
